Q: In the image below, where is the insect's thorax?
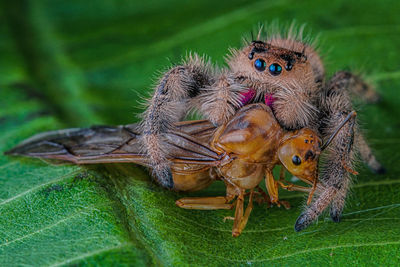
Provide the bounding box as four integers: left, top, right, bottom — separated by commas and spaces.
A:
210, 103, 285, 188
212, 103, 284, 163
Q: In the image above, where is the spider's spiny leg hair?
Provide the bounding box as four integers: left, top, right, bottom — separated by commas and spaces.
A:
140, 53, 214, 188
325, 71, 384, 172
295, 70, 381, 231
193, 70, 245, 126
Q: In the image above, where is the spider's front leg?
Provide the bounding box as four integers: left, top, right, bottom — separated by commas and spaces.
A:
295, 71, 374, 231
141, 54, 214, 188
194, 72, 243, 126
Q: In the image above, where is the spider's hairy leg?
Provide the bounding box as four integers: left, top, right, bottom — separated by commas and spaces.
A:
356, 133, 386, 174
344, 71, 381, 103
295, 112, 356, 231
327, 71, 384, 172
295, 72, 358, 231
194, 72, 242, 126
141, 54, 213, 188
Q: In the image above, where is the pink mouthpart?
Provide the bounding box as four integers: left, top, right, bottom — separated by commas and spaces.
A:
264, 93, 275, 108
239, 88, 275, 109
239, 88, 256, 107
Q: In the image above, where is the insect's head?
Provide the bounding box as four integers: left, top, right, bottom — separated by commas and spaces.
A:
277, 128, 321, 182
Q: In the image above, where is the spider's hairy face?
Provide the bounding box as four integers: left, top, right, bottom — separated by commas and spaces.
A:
227, 41, 316, 94
227, 40, 319, 130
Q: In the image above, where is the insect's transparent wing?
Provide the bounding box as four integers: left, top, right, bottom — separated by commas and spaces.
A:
5, 120, 221, 166
4, 124, 151, 165
163, 130, 222, 165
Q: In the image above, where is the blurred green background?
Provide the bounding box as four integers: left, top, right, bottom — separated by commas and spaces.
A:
1, 0, 400, 266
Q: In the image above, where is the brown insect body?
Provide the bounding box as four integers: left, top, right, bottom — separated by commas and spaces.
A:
169, 104, 325, 236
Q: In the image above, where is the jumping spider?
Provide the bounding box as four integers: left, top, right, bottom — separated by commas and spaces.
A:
141, 25, 384, 231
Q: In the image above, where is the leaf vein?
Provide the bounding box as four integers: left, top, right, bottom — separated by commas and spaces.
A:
47, 243, 129, 267
0, 170, 81, 206
0, 206, 96, 248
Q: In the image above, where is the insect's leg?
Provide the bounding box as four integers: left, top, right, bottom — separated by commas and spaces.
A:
176, 180, 237, 210
234, 189, 255, 236
265, 170, 279, 203
253, 186, 271, 206
277, 180, 311, 193
232, 189, 245, 237
142, 54, 213, 188
265, 170, 290, 209
175, 196, 234, 210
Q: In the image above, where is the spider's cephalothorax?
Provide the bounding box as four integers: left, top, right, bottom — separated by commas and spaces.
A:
141, 26, 384, 231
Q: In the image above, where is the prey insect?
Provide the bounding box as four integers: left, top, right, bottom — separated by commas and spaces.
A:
5, 103, 356, 236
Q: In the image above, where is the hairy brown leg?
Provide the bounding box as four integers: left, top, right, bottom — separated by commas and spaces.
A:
295, 72, 360, 231
345, 71, 381, 103
356, 133, 385, 174
141, 55, 213, 188
193, 73, 242, 126
326, 71, 384, 171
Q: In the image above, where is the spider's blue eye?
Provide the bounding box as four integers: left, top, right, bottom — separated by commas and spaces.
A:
269, 63, 282, 76
254, 59, 266, 71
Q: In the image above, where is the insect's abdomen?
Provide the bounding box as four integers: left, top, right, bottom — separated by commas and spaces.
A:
171, 164, 215, 192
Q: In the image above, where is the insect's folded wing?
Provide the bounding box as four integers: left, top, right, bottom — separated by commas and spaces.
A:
4, 123, 151, 166
174, 120, 216, 141
5, 120, 220, 167
163, 130, 222, 165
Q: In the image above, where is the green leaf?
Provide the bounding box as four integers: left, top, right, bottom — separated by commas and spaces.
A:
1, 0, 400, 266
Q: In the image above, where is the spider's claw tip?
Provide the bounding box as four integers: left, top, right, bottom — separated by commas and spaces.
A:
164, 169, 174, 189
373, 165, 387, 175
330, 211, 341, 223
294, 213, 310, 232
156, 167, 174, 189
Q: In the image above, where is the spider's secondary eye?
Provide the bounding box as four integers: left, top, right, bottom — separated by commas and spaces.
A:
269, 63, 282, 76
254, 59, 266, 71
292, 155, 301, 165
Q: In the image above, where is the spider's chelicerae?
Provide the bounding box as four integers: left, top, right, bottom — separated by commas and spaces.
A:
141, 26, 384, 231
